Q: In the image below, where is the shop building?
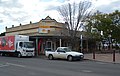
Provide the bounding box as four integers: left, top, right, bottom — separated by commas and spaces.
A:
5, 16, 93, 55
5, 16, 71, 55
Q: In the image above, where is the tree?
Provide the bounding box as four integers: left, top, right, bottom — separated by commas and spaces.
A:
109, 10, 120, 43
0, 32, 5, 36
86, 10, 120, 51
58, 0, 95, 49
84, 11, 103, 52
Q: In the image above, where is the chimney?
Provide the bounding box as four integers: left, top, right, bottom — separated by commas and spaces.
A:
5, 26, 7, 29
20, 23, 22, 26
12, 25, 14, 27
30, 21, 32, 24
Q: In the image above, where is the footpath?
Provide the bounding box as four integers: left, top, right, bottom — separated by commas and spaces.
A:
37, 53, 120, 63
84, 53, 120, 64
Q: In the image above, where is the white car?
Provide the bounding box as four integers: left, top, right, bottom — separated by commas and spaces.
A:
45, 47, 84, 61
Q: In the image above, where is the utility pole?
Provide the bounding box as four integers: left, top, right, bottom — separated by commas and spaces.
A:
59, 32, 62, 47
80, 34, 83, 53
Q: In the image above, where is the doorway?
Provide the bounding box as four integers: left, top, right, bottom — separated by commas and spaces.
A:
46, 41, 52, 49
46, 41, 56, 50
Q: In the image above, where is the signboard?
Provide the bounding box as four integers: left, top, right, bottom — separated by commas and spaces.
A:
38, 28, 51, 33
38, 25, 56, 34
39, 26, 50, 28
0, 36, 15, 50
38, 25, 51, 33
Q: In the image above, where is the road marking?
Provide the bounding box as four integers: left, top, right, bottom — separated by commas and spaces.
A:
96, 62, 107, 64
82, 70, 93, 73
0, 64, 9, 67
6, 62, 26, 68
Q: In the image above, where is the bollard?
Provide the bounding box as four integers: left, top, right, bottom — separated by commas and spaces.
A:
93, 50, 95, 59
113, 50, 115, 62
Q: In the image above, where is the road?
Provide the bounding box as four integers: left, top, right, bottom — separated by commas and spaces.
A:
0, 56, 120, 76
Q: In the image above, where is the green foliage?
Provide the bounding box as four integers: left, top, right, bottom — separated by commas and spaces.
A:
0, 32, 5, 36
86, 10, 120, 43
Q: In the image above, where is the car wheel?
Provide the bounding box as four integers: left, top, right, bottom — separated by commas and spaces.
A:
80, 56, 84, 61
1, 53, 6, 56
67, 55, 73, 61
0, 53, 3, 56
48, 55, 53, 60
17, 53, 21, 58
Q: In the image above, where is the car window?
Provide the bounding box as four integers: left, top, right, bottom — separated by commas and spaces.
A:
57, 49, 65, 53
63, 48, 71, 52
57, 49, 61, 52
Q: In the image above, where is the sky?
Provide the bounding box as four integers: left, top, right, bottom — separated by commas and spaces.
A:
0, 0, 120, 33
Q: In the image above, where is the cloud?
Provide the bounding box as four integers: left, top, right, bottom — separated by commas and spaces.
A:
0, 0, 120, 34
0, 20, 3, 23
95, 0, 120, 13
0, 0, 26, 28
0, 0, 23, 8
45, 5, 59, 11
0, 0, 65, 33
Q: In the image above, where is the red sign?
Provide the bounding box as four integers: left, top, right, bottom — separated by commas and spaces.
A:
0, 36, 15, 50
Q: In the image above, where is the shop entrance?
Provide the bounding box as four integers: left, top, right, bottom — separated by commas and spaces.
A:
46, 41, 56, 50
46, 41, 52, 49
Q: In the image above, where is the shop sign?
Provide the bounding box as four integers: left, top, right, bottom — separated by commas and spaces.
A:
38, 28, 51, 33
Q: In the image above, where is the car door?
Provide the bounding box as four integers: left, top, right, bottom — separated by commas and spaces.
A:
59, 51, 66, 59
55, 49, 66, 59
53, 49, 61, 58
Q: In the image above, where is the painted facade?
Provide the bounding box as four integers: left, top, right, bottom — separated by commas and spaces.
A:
5, 16, 95, 55
5, 16, 71, 55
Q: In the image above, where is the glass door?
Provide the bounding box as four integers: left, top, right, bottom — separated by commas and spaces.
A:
46, 41, 52, 49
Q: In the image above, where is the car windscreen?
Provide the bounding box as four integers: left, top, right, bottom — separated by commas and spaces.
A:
23, 42, 34, 48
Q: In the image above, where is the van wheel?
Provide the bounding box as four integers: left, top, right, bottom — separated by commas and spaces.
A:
48, 55, 53, 60
17, 53, 21, 58
67, 55, 73, 61
1, 53, 5, 56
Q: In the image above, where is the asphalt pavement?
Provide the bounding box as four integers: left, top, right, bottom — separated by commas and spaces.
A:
0, 56, 120, 76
